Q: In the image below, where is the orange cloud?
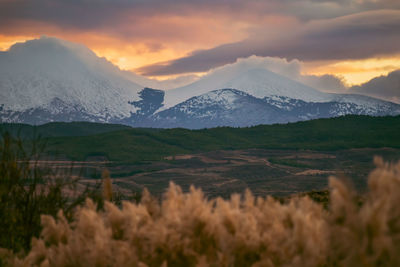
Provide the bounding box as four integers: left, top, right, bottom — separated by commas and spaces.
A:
1, 9, 399, 86
303, 56, 400, 85
0, 35, 37, 51
0, 11, 253, 73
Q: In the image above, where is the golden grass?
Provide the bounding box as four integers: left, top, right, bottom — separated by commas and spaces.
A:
2, 157, 400, 266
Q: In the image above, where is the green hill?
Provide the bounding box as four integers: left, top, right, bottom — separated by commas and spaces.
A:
35, 115, 400, 162
0, 121, 132, 138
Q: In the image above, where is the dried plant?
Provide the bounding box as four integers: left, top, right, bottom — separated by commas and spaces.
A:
2, 157, 400, 266
0, 132, 87, 254
0, 131, 102, 261
102, 169, 113, 202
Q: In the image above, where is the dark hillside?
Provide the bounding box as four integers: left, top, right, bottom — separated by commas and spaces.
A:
35, 115, 400, 162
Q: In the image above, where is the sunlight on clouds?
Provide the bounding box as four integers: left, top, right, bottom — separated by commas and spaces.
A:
0, 34, 207, 73
147, 72, 205, 82
304, 56, 400, 85
91, 44, 185, 71
2, 34, 399, 86
0, 35, 37, 51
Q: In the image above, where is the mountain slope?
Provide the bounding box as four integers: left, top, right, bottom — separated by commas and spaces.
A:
161, 65, 331, 110
153, 89, 291, 128
152, 89, 400, 128
0, 37, 145, 122
1, 37, 399, 129
154, 61, 400, 128
0, 121, 132, 138
34, 115, 400, 162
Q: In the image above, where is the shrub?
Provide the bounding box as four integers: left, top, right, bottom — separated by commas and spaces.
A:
0, 133, 89, 254
2, 157, 399, 266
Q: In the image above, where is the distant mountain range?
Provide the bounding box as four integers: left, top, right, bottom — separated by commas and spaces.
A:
1, 37, 400, 128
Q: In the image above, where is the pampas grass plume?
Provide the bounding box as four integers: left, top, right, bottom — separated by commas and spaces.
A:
102, 169, 113, 201
2, 157, 400, 266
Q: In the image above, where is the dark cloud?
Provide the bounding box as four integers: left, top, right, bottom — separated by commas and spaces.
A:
301, 74, 347, 93
0, 0, 256, 31
1, 0, 399, 78
160, 55, 347, 93
227, 56, 347, 93
0, 0, 275, 42
1, 0, 399, 33
137, 10, 400, 76
350, 69, 400, 103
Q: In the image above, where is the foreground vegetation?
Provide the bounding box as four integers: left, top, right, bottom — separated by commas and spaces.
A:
0, 133, 115, 255
1, 155, 399, 266
1, 116, 400, 266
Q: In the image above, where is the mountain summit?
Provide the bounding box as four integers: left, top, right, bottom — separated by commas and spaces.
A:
162, 63, 330, 110
0, 36, 146, 123
1, 37, 400, 128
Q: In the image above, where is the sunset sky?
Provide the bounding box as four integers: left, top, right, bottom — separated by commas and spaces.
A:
0, 0, 399, 85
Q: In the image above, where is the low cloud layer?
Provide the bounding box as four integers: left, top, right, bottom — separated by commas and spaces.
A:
137, 10, 400, 76
190, 55, 347, 93
1, 0, 399, 84
350, 70, 400, 103
230, 56, 400, 102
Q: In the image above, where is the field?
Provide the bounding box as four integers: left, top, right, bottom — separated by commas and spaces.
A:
2, 116, 400, 266
2, 115, 400, 198
31, 147, 400, 198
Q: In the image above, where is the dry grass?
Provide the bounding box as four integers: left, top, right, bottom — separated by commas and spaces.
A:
2, 157, 400, 266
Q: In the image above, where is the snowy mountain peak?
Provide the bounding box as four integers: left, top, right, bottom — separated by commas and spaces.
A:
162, 65, 330, 110
1, 37, 399, 128
8, 36, 92, 58
0, 37, 144, 119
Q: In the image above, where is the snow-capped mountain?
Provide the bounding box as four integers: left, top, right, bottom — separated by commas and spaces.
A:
161, 65, 330, 111
161, 60, 399, 114
152, 89, 289, 128
1, 37, 400, 128
0, 36, 150, 123
150, 89, 400, 128
152, 59, 400, 128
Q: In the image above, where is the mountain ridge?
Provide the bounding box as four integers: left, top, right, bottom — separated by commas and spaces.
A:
1, 37, 400, 129
16, 115, 400, 162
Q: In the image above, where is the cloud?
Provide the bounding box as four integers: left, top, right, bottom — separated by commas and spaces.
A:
301, 74, 347, 93
194, 55, 347, 93
137, 10, 400, 76
1, 0, 399, 42
1, 0, 399, 82
350, 69, 400, 103
1, 0, 399, 27
122, 70, 199, 90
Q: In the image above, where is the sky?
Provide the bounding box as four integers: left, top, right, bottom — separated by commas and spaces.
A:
0, 0, 399, 86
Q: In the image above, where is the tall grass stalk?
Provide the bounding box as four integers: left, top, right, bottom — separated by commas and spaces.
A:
0, 132, 89, 254
2, 156, 399, 266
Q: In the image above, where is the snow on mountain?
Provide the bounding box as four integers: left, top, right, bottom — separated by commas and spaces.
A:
152, 89, 289, 128
152, 89, 400, 128
0, 36, 145, 120
1, 37, 399, 128
161, 61, 331, 110
328, 93, 400, 115
158, 57, 400, 127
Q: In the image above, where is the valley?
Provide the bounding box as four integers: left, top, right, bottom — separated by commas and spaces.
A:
35, 147, 400, 198
3, 115, 399, 198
